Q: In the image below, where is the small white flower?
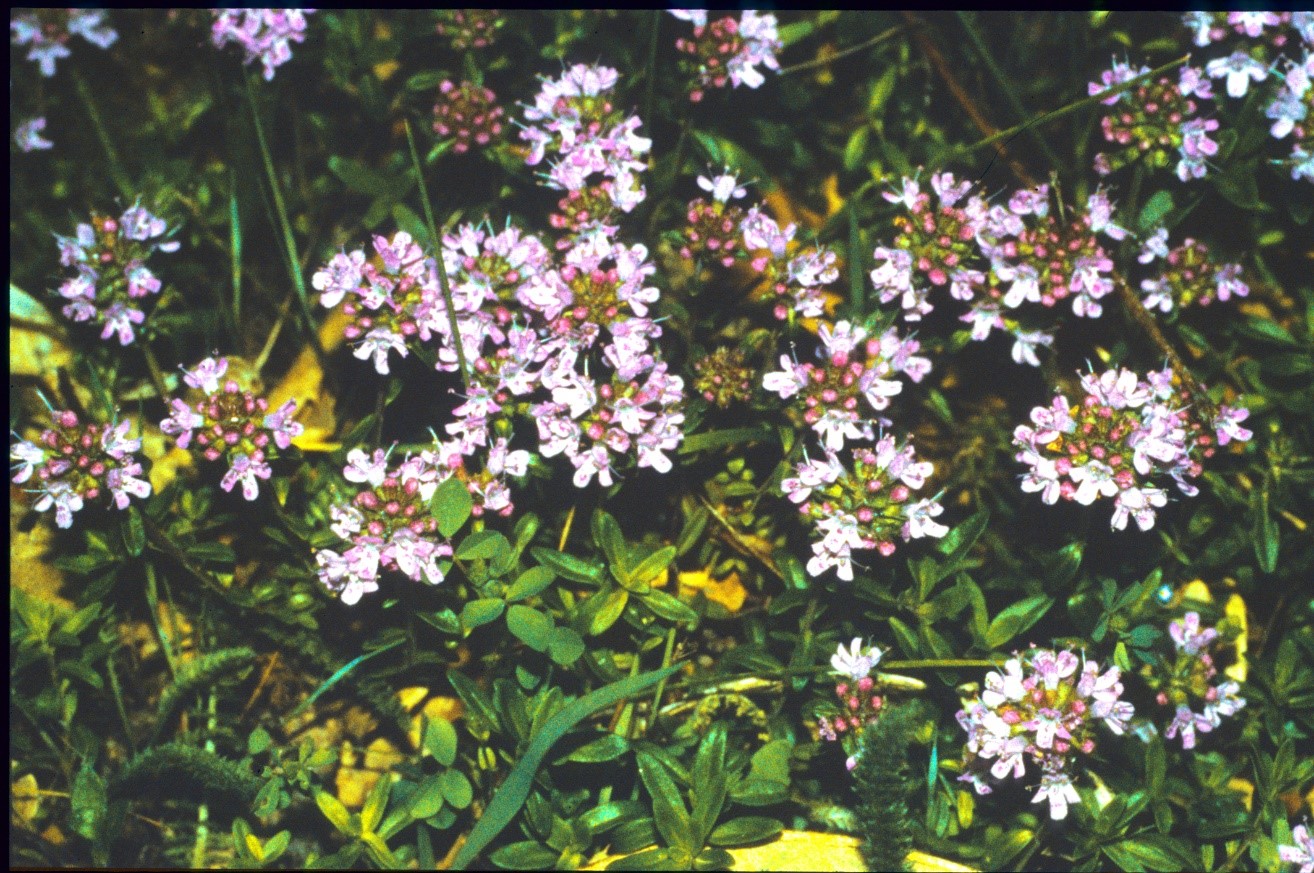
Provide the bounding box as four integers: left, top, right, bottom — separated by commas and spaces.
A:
830, 637, 883, 680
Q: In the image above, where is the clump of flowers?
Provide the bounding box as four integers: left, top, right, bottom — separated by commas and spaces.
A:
693, 346, 754, 408
762, 320, 931, 451
1088, 59, 1219, 181
519, 63, 650, 243
1137, 230, 1249, 312
817, 638, 887, 770
10, 9, 117, 77
11, 410, 151, 529
160, 357, 303, 501
14, 116, 54, 152
435, 9, 502, 52
433, 80, 505, 154
210, 9, 312, 81
671, 10, 782, 102
957, 648, 1134, 820
977, 185, 1129, 320
1145, 612, 1247, 749
680, 170, 748, 267
314, 448, 456, 605
783, 435, 946, 580
1267, 53, 1313, 182
1281, 821, 1314, 873
1012, 367, 1253, 531
870, 172, 988, 323
53, 201, 180, 346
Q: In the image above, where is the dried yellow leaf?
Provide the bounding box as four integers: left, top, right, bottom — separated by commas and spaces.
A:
678, 570, 746, 613
12, 773, 40, 823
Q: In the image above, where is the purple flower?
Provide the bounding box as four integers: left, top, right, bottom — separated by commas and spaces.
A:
221, 452, 272, 501
1206, 51, 1270, 99
1279, 823, 1314, 873
1169, 611, 1219, 655
211, 9, 312, 81
262, 399, 303, 449
14, 116, 53, 152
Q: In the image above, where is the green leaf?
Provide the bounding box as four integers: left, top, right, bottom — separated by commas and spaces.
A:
461, 598, 505, 632
121, 506, 145, 557
489, 841, 558, 870
625, 546, 676, 590
405, 71, 448, 92
691, 725, 728, 846
288, 637, 404, 719
935, 508, 989, 564
592, 509, 627, 572
606, 847, 679, 871
1137, 190, 1175, 232
456, 530, 509, 561
641, 589, 699, 624
588, 588, 630, 636
263, 830, 291, 863
507, 605, 554, 652
423, 717, 458, 767
1103, 833, 1199, 872
506, 566, 555, 602
984, 595, 1054, 649
316, 790, 356, 836
432, 477, 473, 538
636, 749, 695, 853
1236, 316, 1298, 346
361, 772, 391, 834
529, 547, 605, 586
439, 769, 473, 810
707, 816, 783, 848
557, 733, 630, 764
546, 626, 585, 666
451, 664, 680, 868
678, 426, 777, 455
407, 775, 446, 820
247, 727, 272, 756
70, 762, 107, 841
1253, 489, 1279, 574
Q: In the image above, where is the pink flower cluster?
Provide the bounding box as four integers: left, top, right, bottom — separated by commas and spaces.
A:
1184, 12, 1314, 182
1013, 367, 1253, 532
1153, 612, 1246, 749
315, 448, 458, 605
315, 64, 684, 525
1088, 59, 1219, 182
433, 80, 504, 154
53, 202, 180, 346
11, 411, 151, 529
519, 63, 650, 240
741, 197, 839, 321
957, 648, 1134, 820
817, 638, 887, 771
670, 10, 781, 102
435, 9, 502, 52
783, 435, 946, 580
680, 170, 748, 267
10, 9, 117, 77
1137, 229, 1249, 312
160, 357, 303, 501
211, 9, 312, 81
763, 320, 930, 451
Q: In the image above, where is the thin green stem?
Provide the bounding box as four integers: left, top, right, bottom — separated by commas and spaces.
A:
106, 652, 137, 755
948, 54, 1191, 163
955, 13, 1063, 169
643, 10, 661, 126
244, 74, 325, 362
72, 69, 134, 201
779, 24, 904, 76
140, 342, 172, 406
405, 119, 469, 386
229, 176, 243, 332
647, 626, 679, 729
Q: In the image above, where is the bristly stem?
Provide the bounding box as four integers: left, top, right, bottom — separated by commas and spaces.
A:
244, 73, 325, 363
405, 118, 470, 387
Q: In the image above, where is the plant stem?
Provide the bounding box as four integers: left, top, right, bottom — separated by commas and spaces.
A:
72, 69, 135, 201
404, 119, 470, 386
244, 73, 325, 363
779, 24, 904, 76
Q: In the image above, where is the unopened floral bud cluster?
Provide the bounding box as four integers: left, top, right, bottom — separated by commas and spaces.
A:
10, 411, 151, 529
1154, 611, 1246, 749
432, 80, 505, 153
957, 648, 1134, 820
817, 638, 887, 771
160, 357, 303, 501
1013, 366, 1252, 532
435, 9, 502, 52
1136, 229, 1249, 312
53, 202, 180, 346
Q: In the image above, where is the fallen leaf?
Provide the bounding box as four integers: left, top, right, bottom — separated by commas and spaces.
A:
678, 570, 747, 613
